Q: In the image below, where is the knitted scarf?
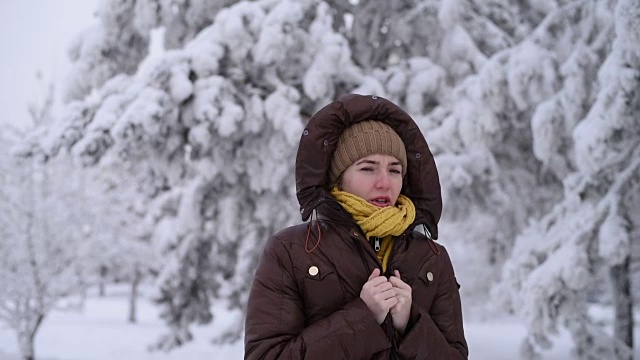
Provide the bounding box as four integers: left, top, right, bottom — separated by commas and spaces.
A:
331, 187, 416, 271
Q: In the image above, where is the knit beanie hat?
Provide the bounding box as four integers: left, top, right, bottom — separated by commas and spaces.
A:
329, 121, 407, 185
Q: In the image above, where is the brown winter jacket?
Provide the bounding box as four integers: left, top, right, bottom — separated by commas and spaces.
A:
244, 94, 468, 359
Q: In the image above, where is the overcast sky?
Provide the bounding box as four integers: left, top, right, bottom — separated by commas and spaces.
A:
0, 0, 98, 130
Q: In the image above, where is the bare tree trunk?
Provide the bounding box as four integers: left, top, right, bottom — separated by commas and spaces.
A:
128, 267, 141, 323
18, 334, 34, 360
99, 265, 108, 297
20, 160, 45, 360
610, 255, 633, 351
18, 313, 43, 360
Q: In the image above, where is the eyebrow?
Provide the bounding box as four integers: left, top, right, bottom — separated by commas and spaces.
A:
355, 159, 402, 166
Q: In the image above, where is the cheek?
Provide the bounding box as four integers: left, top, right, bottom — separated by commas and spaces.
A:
342, 176, 375, 200
391, 178, 403, 201
341, 176, 363, 195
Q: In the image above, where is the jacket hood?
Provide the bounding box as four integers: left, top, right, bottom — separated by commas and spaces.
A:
295, 94, 442, 239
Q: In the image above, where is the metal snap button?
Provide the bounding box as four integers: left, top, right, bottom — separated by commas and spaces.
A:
309, 266, 319, 276
426, 271, 434, 282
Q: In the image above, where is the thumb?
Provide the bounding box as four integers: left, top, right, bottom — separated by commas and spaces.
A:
369, 268, 381, 280
394, 269, 401, 278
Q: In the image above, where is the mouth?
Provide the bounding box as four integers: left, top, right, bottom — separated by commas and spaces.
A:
371, 197, 391, 207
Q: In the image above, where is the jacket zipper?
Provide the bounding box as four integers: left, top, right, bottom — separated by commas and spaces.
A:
362, 235, 381, 270
384, 230, 412, 277
371, 236, 381, 252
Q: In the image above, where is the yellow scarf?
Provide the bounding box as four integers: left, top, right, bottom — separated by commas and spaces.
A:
331, 187, 416, 271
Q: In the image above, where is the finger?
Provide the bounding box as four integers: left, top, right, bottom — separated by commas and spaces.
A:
376, 292, 397, 305
367, 276, 389, 287
392, 287, 410, 297
368, 268, 381, 281
363, 283, 389, 298
390, 270, 408, 287
388, 276, 411, 289
374, 282, 394, 293
376, 284, 398, 296
384, 297, 399, 308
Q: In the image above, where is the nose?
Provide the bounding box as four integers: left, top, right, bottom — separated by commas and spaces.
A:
375, 171, 390, 189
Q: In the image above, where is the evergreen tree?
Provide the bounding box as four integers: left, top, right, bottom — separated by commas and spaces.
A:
496, 0, 639, 358
21, 0, 361, 348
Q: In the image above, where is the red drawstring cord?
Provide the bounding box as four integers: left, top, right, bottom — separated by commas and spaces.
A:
305, 211, 322, 253
428, 237, 441, 255
424, 224, 441, 255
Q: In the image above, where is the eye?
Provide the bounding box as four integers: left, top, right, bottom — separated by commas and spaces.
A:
360, 167, 374, 172
389, 168, 402, 175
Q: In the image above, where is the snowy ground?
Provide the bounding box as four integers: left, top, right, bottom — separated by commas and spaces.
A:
0, 285, 637, 360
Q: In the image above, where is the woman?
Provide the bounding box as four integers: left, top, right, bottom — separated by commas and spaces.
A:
244, 94, 468, 359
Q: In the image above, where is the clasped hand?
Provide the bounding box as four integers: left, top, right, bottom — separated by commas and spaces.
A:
360, 268, 411, 332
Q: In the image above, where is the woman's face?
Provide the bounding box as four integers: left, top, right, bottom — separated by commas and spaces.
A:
339, 154, 403, 207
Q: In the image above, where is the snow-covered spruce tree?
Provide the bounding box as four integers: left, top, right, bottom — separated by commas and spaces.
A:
329, 0, 516, 73
339, 0, 573, 311
495, 0, 639, 358
21, 0, 369, 349
63, 0, 150, 102
370, 5, 634, 339
423, 0, 605, 312
133, 0, 242, 50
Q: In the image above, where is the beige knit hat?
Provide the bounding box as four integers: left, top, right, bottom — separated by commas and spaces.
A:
329, 121, 407, 185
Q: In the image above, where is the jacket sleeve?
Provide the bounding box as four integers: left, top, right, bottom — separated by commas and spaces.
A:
396, 246, 469, 359
244, 235, 391, 360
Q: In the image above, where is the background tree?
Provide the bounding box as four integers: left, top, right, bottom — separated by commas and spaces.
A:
76, 163, 156, 323
20, 0, 355, 349
496, 0, 639, 358
0, 84, 89, 360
